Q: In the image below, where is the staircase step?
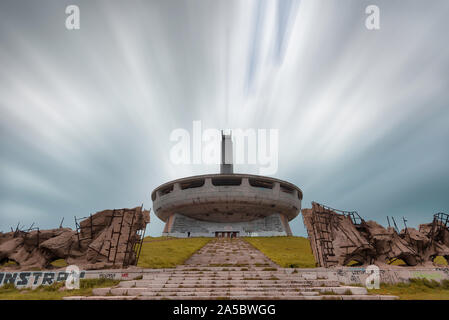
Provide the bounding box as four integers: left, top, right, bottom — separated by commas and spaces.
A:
72, 238, 398, 301
92, 286, 364, 296
127, 279, 339, 287
63, 294, 398, 301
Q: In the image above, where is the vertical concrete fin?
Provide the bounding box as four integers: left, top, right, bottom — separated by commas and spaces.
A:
220, 130, 234, 174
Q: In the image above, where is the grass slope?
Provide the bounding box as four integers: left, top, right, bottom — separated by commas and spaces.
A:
369, 278, 449, 300
244, 236, 316, 268
137, 237, 211, 268
0, 279, 120, 300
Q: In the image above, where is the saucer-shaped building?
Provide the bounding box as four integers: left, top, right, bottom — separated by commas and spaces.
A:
151, 133, 303, 237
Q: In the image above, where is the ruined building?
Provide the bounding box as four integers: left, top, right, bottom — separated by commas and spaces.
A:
0, 206, 150, 270
302, 202, 449, 267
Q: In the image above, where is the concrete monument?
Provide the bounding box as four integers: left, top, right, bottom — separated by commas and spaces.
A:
152, 132, 303, 237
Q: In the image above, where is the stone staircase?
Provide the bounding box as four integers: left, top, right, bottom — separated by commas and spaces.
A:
64, 238, 398, 300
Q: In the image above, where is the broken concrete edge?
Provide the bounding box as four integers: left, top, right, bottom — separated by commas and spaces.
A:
0, 206, 150, 270
302, 202, 449, 268
1, 266, 448, 289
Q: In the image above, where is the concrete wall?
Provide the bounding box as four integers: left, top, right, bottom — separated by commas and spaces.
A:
152, 174, 302, 222
291, 266, 449, 285
3, 267, 449, 288
164, 213, 291, 237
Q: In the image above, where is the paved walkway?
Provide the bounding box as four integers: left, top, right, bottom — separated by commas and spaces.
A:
184, 238, 277, 267
64, 238, 398, 300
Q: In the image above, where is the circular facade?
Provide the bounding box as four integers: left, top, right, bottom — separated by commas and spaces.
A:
151, 174, 303, 223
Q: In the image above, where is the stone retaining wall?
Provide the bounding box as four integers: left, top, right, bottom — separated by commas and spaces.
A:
295, 267, 449, 284
2, 266, 448, 288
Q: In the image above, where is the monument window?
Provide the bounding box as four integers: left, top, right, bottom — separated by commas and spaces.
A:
160, 185, 174, 195
212, 177, 242, 186
280, 184, 294, 194
180, 179, 205, 190
249, 179, 274, 189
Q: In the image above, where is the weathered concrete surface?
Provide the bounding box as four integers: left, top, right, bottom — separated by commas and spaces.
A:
0, 206, 149, 270
152, 174, 302, 237
63, 239, 398, 300
4, 264, 447, 289
166, 213, 290, 237
302, 202, 449, 267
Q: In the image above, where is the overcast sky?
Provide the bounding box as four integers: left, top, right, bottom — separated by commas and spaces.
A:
1, 0, 448, 236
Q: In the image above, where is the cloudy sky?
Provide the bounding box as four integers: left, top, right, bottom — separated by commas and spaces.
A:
1, 0, 448, 236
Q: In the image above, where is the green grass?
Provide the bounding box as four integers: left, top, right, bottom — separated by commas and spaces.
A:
142, 236, 177, 242
0, 278, 120, 300
50, 259, 68, 268
137, 237, 211, 268
0, 260, 18, 267
433, 256, 448, 265
244, 236, 316, 268
368, 278, 449, 300
384, 256, 447, 266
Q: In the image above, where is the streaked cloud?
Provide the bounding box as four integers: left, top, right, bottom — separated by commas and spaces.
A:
0, 0, 448, 236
